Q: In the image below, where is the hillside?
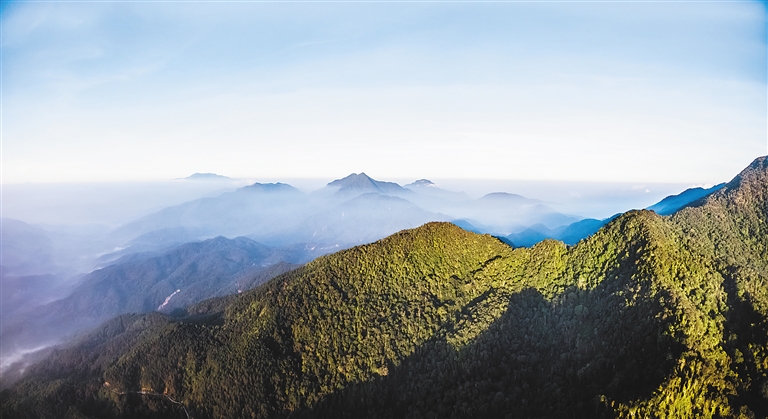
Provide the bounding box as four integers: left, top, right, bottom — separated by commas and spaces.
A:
2, 157, 766, 419
0, 236, 300, 366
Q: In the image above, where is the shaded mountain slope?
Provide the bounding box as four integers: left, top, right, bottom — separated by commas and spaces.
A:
3, 157, 767, 419
0, 237, 299, 361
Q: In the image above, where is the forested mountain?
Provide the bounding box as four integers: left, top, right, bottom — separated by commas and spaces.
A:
0, 236, 300, 367
3, 157, 766, 419
505, 180, 729, 248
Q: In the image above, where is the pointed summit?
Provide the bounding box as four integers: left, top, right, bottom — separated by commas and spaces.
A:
684, 155, 768, 214
327, 173, 378, 189
324, 173, 409, 197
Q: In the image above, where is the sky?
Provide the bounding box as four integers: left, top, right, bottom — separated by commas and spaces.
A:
1, 0, 766, 185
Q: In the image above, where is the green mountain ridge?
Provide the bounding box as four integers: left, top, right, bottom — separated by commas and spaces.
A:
2, 157, 767, 419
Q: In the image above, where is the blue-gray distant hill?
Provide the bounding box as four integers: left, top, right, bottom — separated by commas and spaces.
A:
284, 193, 449, 247
647, 183, 725, 215
404, 179, 470, 203
181, 172, 232, 181
111, 174, 584, 259
315, 172, 413, 201
111, 182, 311, 245
505, 216, 619, 247
1, 236, 300, 360
448, 192, 581, 236
501, 183, 727, 248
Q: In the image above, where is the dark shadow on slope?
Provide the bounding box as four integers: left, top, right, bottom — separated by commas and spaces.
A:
722, 268, 768, 417
0, 313, 189, 419
296, 280, 683, 419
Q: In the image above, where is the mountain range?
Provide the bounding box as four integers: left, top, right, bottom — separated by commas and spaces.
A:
109, 172, 581, 254
0, 171, 729, 376
2, 157, 766, 418
0, 236, 301, 370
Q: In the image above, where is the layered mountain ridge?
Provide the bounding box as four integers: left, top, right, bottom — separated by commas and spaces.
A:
0, 173, 584, 376
0, 236, 301, 366
2, 157, 766, 418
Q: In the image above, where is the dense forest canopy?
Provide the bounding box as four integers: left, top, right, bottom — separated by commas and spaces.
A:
2, 157, 767, 419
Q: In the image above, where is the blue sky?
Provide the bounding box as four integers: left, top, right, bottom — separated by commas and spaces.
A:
2, 1, 766, 184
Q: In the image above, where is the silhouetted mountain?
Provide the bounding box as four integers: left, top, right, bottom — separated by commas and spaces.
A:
111, 182, 310, 244
480, 191, 536, 204
239, 182, 300, 193
4, 158, 766, 418
555, 217, 613, 244
507, 216, 619, 247
404, 179, 470, 203
182, 173, 231, 181
406, 179, 434, 187
451, 194, 581, 235
647, 183, 725, 215
317, 173, 411, 200
506, 224, 553, 247
109, 174, 581, 261
286, 193, 449, 247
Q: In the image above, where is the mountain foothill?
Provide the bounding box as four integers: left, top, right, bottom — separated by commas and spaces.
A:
2, 158, 765, 418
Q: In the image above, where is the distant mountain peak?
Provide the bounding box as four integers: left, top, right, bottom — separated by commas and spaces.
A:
406, 179, 435, 188
182, 173, 231, 181
325, 173, 408, 196
327, 173, 375, 187
647, 183, 725, 216
239, 182, 301, 194
480, 192, 530, 201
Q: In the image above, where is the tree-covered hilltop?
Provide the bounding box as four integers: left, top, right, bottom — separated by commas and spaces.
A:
2, 158, 767, 419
